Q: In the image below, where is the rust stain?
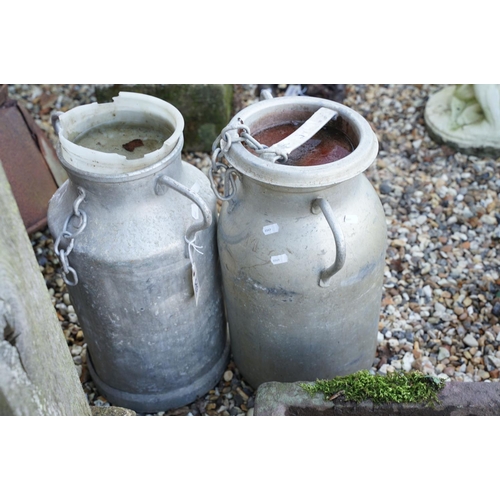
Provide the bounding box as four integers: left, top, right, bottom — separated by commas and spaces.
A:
122, 139, 144, 152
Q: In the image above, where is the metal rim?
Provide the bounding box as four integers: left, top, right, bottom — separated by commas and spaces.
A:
223, 96, 378, 189
55, 92, 185, 181
55, 134, 184, 184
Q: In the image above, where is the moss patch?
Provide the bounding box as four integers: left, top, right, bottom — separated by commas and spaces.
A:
300, 370, 445, 406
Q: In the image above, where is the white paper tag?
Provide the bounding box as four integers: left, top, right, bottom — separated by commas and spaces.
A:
263, 223, 280, 235
190, 182, 201, 194
271, 254, 288, 265
187, 235, 202, 306
191, 204, 201, 220
344, 214, 359, 224
191, 261, 200, 306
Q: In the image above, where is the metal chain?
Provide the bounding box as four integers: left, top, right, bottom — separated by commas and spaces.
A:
53, 187, 87, 286
210, 123, 287, 202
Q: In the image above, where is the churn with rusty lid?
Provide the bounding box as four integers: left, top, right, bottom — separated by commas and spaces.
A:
210, 91, 387, 389
48, 92, 228, 413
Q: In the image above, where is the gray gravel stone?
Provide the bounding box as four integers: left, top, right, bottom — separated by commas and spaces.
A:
492, 302, 500, 317
380, 182, 393, 194
464, 334, 479, 348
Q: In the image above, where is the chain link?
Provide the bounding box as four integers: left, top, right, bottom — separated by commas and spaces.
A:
210, 123, 287, 201
54, 187, 87, 286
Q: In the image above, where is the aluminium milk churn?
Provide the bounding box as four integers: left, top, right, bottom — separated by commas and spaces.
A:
48, 92, 229, 413
210, 92, 387, 389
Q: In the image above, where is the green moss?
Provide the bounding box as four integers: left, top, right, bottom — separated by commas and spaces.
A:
300, 370, 445, 406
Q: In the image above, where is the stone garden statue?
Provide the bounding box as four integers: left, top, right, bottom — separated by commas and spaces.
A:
425, 84, 500, 155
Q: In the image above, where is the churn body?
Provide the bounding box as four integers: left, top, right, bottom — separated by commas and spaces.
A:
214, 95, 387, 389
48, 93, 228, 413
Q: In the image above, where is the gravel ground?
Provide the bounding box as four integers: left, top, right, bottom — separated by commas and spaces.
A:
9, 83, 500, 416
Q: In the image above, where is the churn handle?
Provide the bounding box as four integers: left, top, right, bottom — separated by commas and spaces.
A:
311, 198, 346, 287
155, 175, 213, 257
260, 89, 274, 100
51, 111, 63, 135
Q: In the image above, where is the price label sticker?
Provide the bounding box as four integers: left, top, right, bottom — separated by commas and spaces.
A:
191, 204, 201, 220
271, 254, 288, 265
263, 223, 280, 235
344, 214, 359, 224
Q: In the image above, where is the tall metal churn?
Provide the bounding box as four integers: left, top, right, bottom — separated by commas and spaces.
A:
210, 92, 387, 389
48, 92, 229, 413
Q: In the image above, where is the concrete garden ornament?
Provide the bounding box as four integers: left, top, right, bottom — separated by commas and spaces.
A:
425, 84, 500, 155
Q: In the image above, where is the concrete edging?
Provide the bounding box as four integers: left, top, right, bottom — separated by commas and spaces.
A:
253, 381, 500, 416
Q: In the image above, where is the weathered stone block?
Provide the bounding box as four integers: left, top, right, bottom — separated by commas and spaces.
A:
0, 161, 90, 416
254, 380, 500, 416
95, 84, 233, 152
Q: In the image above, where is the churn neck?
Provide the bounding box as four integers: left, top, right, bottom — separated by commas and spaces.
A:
55, 134, 184, 191
53, 91, 185, 187
222, 95, 379, 190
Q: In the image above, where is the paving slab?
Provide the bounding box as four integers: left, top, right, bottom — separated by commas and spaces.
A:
0, 162, 90, 416
254, 381, 500, 416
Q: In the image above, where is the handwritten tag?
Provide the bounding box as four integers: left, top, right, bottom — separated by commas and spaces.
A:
187, 235, 202, 306
191, 261, 200, 305
263, 223, 279, 235
271, 254, 288, 265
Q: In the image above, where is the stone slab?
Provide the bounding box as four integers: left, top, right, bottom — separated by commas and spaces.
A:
0, 161, 90, 416
254, 380, 500, 416
95, 84, 233, 152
